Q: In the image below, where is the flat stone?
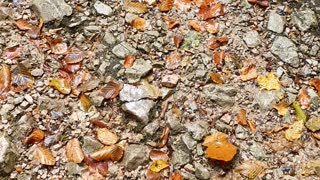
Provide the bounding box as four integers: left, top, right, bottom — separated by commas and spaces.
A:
172, 149, 191, 168
119, 83, 161, 102
203, 84, 237, 106
112, 42, 137, 58
181, 133, 197, 150
82, 136, 104, 154
292, 8, 318, 31
195, 162, 210, 180
306, 117, 320, 132
32, 0, 72, 23
267, 11, 285, 33
254, 89, 284, 111
125, 59, 152, 83
161, 74, 180, 88
122, 99, 155, 123
249, 142, 267, 160
31, 68, 44, 77
185, 121, 209, 141
271, 36, 299, 67
166, 109, 184, 134
0, 133, 18, 175
66, 162, 86, 176
243, 30, 261, 47
103, 31, 116, 45
94, 1, 112, 16
143, 120, 160, 136
121, 144, 150, 170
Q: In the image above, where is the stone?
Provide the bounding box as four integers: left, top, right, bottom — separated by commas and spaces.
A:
254, 89, 284, 111
12, 114, 33, 142
119, 83, 161, 102
249, 142, 267, 160
31, 68, 44, 77
271, 36, 299, 67
32, 0, 72, 23
172, 149, 191, 168
267, 11, 285, 33
143, 120, 160, 136
194, 162, 210, 180
185, 121, 209, 141
66, 162, 86, 176
121, 144, 150, 170
196, 144, 204, 156
125, 13, 138, 23
17, 173, 32, 180
310, 45, 319, 56
112, 42, 137, 58
122, 100, 155, 123
181, 170, 197, 180
181, 133, 197, 150
24, 94, 33, 104
0, 133, 18, 175
82, 136, 104, 154
89, 91, 105, 107
0, 104, 15, 115
161, 74, 180, 88
94, 1, 112, 16
243, 30, 261, 47
306, 117, 320, 132
235, 125, 248, 139
125, 59, 152, 83
103, 31, 116, 45
203, 84, 237, 106
166, 109, 184, 134
292, 8, 318, 31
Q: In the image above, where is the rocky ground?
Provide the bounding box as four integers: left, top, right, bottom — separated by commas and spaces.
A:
0, 0, 320, 179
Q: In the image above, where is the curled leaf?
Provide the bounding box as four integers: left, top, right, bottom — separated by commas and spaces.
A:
149, 149, 169, 162
235, 160, 267, 179
298, 88, 311, 109
131, 17, 146, 30
310, 78, 320, 96
240, 64, 258, 81
124, 55, 135, 68
257, 73, 281, 90
99, 80, 123, 99
90, 145, 124, 162
97, 128, 119, 145
212, 51, 225, 65
274, 102, 289, 116
159, 0, 174, 12
35, 146, 56, 166
66, 138, 84, 163
48, 78, 71, 94
206, 37, 228, 50
236, 109, 247, 126
173, 34, 184, 48
124, 1, 148, 14
162, 16, 180, 29
209, 72, 224, 84
158, 127, 170, 148
23, 129, 45, 145
79, 93, 92, 112
150, 160, 169, 173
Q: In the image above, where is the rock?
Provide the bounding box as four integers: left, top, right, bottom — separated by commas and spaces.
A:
185, 121, 209, 141
271, 36, 299, 67
94, 1, 112, 16
82, 136, 104, 154
112, 42, 137, 58
249, 142, 267, 160
125, 13, 138, 23
103, 31, 116, 45
196, 144, 204, 156
172, 149, 191, 168
12, 114, 33, 142
122, 100, 155, 123
119, 83, 161, 102
292, 8, 318, 31
181, 31, 201, 50
32, 0, 72, 23
66, 162, 86, 176
203, 84, 237, 106
143, 120, 160, 136
306, 117, 320, 132
161, 74, 180, 88
89, 91, 104, 107
254, 89, 284, 111
0, 133, 18, 175
31, 68, 44, 77
267, 11, 285, 33
243, 30, 261, 47
310, 45, 319, 56
235, 125, 248, 139
121, 144, 150, 170
166, 109, 184, 134
125, 59, 152, 83
17, 173, 32, 180
194, 162, 210, 180
181, 133, 197, 150
181, 170, 197, 180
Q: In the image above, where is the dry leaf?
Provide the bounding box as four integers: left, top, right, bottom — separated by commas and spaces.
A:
11, 64, 34, 93
240, 64, 258, 81
159, 0, 174, 12
206, 37, 228, 50
310, 78, 320, 96
66, 138, 84, 163
90, 145, 124, 162
79, 93, 92, 112
124, 1, 148, 14
149, 149, 169, 162
274, 102, 289, 116
205, 20, 219, 34
187, 20, 205, 32
209, 72, 224, 84
79, 78, 101, 92
90, 120, 109, 128
285, 120, 304, 141
49, 78, 71, 94
62, 63, 81, 74
247, 0, 269, 7
0, 64, 11, 98
131, 17, 146, 30
170, 170, 183, 180
247, 120, 256, 133
14, 19, 33, 30
203, 132, 237, 161
51, 41, 68, 55
174, 0, 192, 11
173, 34, 184, 48
298, 88, 311, 109
124, 55, 135, 68
150, 160, 169, 173
162, 16, 180, 29
235, 160, 267, 179
257, 73, 281, 90
23, 129, 45, 145
199, 2, 224, 20
236, 109, 247, 126
3, 47, 23, 59
212, 51, 225, 65
64, 51, 86, 64
146, 169, 161, 180
165, 50, 181, 70
99, 80, 123, 99
312, 131, 320, 140
35, 146, 56, 166
97, 128, 119, 145
158, 127, 170, 148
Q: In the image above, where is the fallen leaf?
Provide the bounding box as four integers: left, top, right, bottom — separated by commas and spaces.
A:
81, 168, 105, 180
285, 120, 304, 141
27, 26, 41, 39
35, 146, 56, 166
48, 78, 71, 94
62, 63, 81, 74
310, 78, 320, 96
99, 80, 123, 99
274, 102, 289, 116
150, 160, 169, 173
199, 2, 224, 20
293, 101, 307, 122
124, 1, 148, 14
203, 132, 237, 161
79, 93, 92, 112
124, 55, 135, 68
51, 41, 68, 55
149, 149, 170, 162
257, 73, 281, 90
247, 0, 269, 7
162, 16, 180, 29
312, 131, 320, 140
170, 170, 183, 180
165, 50, 181, 70
146, 169, 161, 180
173, 34, 184, 48
11, 63, 34, 92
64, 50, 86, 64
240, 64, 258, 81
205, 20, 219, 34
97, 128, 119, 145
159, 0, 174, 12
247, 120, 256, 133
66, 138, 84, 163
298, 88, 311, 109
90, 120, 109, 128
2, 47, 23, 59
212, 51, 225, 65
174, 0, 192, 11
235, 160, 267, 179
23, 129, 45, 145
14, 19, 33, 30
158, 127, 170, 148
90, 145, 124, 162
0, 64, 11, 98
131, 17, 146, 30
209, 72, 224, 84
236, 109, 248, 126
79, 78, 101, 92
206, 37, 228, 50
187, 20, 205, 32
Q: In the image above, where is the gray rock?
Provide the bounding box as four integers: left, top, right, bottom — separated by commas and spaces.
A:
203, 84, 237, 106
103, 31, 116, 45
235, 125, 247, 139
305, 117, 320, 132
32, 0, 72, 23
12, 114, 33, 142
112, 42, 137, 58
249, 142, 267, 160
143, 120, 160, 136
267, 11, 285, 33
254, 89, 284, 111
243, 30, 261, 47
125, 13, 138, 23
292, 8, 318, 31
185, 121, 209, 141
271, 36, 299, 67
166, 109, 184, 134
181, 170, 197, 180
0, 133, 18, 175
89, 91, 105, 107
31, 68, 44, 77
196, 144, 204, 156
94, 1, 112, 16
121, 144, 150, 170
119, 84, 161, 102
310, 45, 319, 56
122, 99, 155, 123
66, 162, 86, 176
125, 59, 152, 83
82, 136, 104, 154
181, 133, 197, 150
17, 173, 32, 180
0, 104, 15, 115
195, 162, 210, 180
172, 149, 191, 168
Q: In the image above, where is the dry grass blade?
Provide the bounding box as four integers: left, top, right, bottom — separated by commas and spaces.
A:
159, 0, 174, 12
158, 127, 170, 148
23, 129, 45, 145
79, 93, 92, 112
66, 138, 84, 163
149, 149, 169, 162
99, 80, 123, 99
90, 145, 124, 162
97, 128, 119, 145
35, 146, 56, 166
124, 1, 148, 14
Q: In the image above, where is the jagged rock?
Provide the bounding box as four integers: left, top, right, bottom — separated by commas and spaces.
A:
203, 84, 237, 106
32, 0, 72, 22
94, 1, 112, 16
112, 42, 137, 58
122, 100, 155, 123
0, 133, 18, 175
121, 144, 150, 170
271, 36, 299, 67
125, 59, 152, 83
267, 11, 285, 33
292, 8, 318, 31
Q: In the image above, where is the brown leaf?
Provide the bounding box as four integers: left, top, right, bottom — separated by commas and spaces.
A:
79, 93, 92, 112
247, 0, 269, 7
236, 109, 248, 126
124, 1, 148, 14
205, 20, 219, 34
146, 169, 161, 180
298, 88, 311, 109
240, 64, 258, 81
14, 19, 33, 30
27, 26, 41, 39
48, 78, 71, 94
97, 128, 119, 145
124, 55, 135, 68
79, 78, 101, 92
247, 120, 256, 133
187, 20, 205, 32
0, 64, 11, 98
235, 160, 267, 179
165, 50, 181, 70
158, 127, 170, 148
64, 51, 86, 64
34, 146, 56, 166
62, 63, 81, 74
99, 80, 123, 99
149, 149, 170, 162
90, 120, 109, 128
162, 16, 180, 29
174, 0, 192, 11
199, 2, 224, 20
131, 17, 146, 30
11, 64, 34, 93
274, 101, 289, 116
206, 37, 228, 50
66, 138, 84, 163
159, 0, 174, 12
23, 129, 45, 145
3, 47, 23, 59
209, 72, 224, 84
90, 145, 124, 162
95, 162, 109, 177
170, 170, 183, 180
51, 41, 68, 55
310, 78, 320, 96
212, 51, 225, 65
173, 34, 184, 48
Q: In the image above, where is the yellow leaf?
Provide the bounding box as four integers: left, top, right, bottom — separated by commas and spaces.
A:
257, 73, 281, 90
35, 146, 56, 166
149, 160, 169, 173
285, 120, 304, 141
48, 78, 71, 94
79, 93, 92, 112
274, 102, 289, 116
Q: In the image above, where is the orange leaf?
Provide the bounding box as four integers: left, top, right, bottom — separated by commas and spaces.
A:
79, 93, 92, 112
199, 2, 224, 20
97, 128, 119, 145
173, 34, 184, 48
149, 149, 169, 162
124, 55, 136, 68
212, 51, 225, 65
48, 78, 71, 94
124, 1, 148, 14
206, 37, 228, 50
90, 145, 124, 162
131, 17, 146, 30
14, 19, 33, 30
298, 88, 311, 109
240, 64, 258, 81
209, 72, 224, 84
23, 129, 45, 145
205, 20, 219, 34
35, 146, 56, 166
187, 20, 205, 32
247, 120, 256, 133
174, 0, 192, 11
146, 169, 161, 180
247, 0, 269, 7
165, 50, 181, 70
99, 80, 123, 99
162, 16, 180, 29
158, 127, 170, 148
66, 138, 84, 163
170, 170, 183, 180
159, 0, 174, 12
236, 109, 247, 126
310, 78, 320, 96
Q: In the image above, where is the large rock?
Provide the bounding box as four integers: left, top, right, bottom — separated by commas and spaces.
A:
185, 121, 209, 141
254, 89, 284, 111
271, 36, 299, 67
125, 59, 152, 83
203, 84, 237, 106
243, 30, 261, 47
121, 144, 150, 170
306, 117, 320, 132
0, 133, 18, 175
292, 8, 318, 31
267, 11, 285, 33
119, 83, 161, 102
81, 136, 103, 154
112, 42, 137, 58
122, 99, 155, 123
32, 0, 72, 23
